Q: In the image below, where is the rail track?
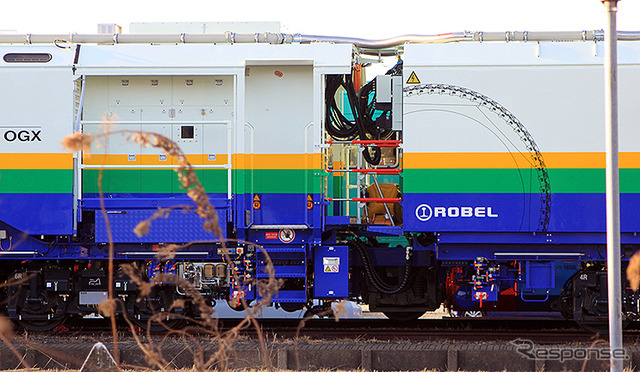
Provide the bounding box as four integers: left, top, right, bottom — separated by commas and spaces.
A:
14, 317, 640, 343
6, 318, 640, 371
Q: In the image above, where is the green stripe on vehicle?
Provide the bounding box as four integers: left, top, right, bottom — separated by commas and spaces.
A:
0, 169, 72, 193
83, 169, 229, 194
233, 169, 321, 194
83, 169, 322, 194
403, 169, 640, 194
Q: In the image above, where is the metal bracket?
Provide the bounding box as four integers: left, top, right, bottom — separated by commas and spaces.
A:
225, 31, 235, 44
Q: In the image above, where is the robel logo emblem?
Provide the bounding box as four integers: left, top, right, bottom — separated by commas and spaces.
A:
3, 127, 42, 142
415, 203, 498, 222
415, 204, 433, 221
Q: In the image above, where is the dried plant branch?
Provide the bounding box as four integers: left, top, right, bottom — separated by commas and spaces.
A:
60, 132, 94, 153
0, 274, 42, 371
0, 316, 31, 371
118, 300, 171, 371
100, 164, 120, 363
580, 336, 610, 372
62, 122, 121, 364
62, 125, 282, 371
127, 131, 223, 241
63, 129, 223, 242
627, 250, 640, 291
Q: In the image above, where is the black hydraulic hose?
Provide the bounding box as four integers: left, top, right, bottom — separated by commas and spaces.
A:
325, 69, 405, 165
324, 75, 383, 165
325, 75, 359, 139
347, 78, 382, 165
363, 243, 412, 294
353, 241, 389, 290
350, 238, 413, 295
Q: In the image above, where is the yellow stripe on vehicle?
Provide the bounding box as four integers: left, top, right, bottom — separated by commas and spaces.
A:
0, 153, 73, 169
403, 152, 640, 169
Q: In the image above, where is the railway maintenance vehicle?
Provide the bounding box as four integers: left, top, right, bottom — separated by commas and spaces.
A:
1, 27, 640, 332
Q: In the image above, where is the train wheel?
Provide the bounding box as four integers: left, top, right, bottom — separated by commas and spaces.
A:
19, 317, 66, 332
132, 314, 186, 332
304, 305, 334, 319
577, 319, 631, 334
383, 311, 426, 321
129, 287, 186, 332
280, 303, 305, 312
565, 267, 634, 334
577, 321, 608, 334
11, 280, 68, 332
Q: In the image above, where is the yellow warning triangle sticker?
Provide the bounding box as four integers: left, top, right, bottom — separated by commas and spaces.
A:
253, 194, 260, 201
325, 266, 332, 272
406, 71, 421, 84
307, 194, 313, 201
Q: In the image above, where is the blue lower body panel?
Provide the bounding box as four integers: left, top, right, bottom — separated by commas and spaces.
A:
404, 192, 640, 233
88, 196, 230, 243
0, 193, 72, 235
95, 208, 227, 243
247, 193, 314, 227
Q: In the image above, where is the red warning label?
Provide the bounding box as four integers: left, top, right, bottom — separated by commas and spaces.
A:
265, 232, 278, 239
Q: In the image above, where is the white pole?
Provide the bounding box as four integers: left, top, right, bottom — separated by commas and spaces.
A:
602, 1, 623, 371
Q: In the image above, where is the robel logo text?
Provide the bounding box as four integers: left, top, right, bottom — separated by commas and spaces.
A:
415, 204, 498, 222
3, 129, 42, 142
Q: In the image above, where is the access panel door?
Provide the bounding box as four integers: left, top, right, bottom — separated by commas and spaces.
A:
244, 65, 316, 227
81, 75, 233, 243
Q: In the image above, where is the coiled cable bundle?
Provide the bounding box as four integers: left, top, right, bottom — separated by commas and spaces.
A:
350, 237, 413, 295
324, 60, 402, 165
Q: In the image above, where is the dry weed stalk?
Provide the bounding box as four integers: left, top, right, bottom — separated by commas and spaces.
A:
60, 131, 94, 154
0, 315, 31, 371
0, 269, 44, 371
128, 131, 222, 240
64, 127, 222, 240
62, 125, 279, 371
129, 131, 284, 370
580, 337, 610, 372
63, 122, 121, 362
627, 251, 640, 291
127, 130, 277, 370
117, 264, 278, 371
